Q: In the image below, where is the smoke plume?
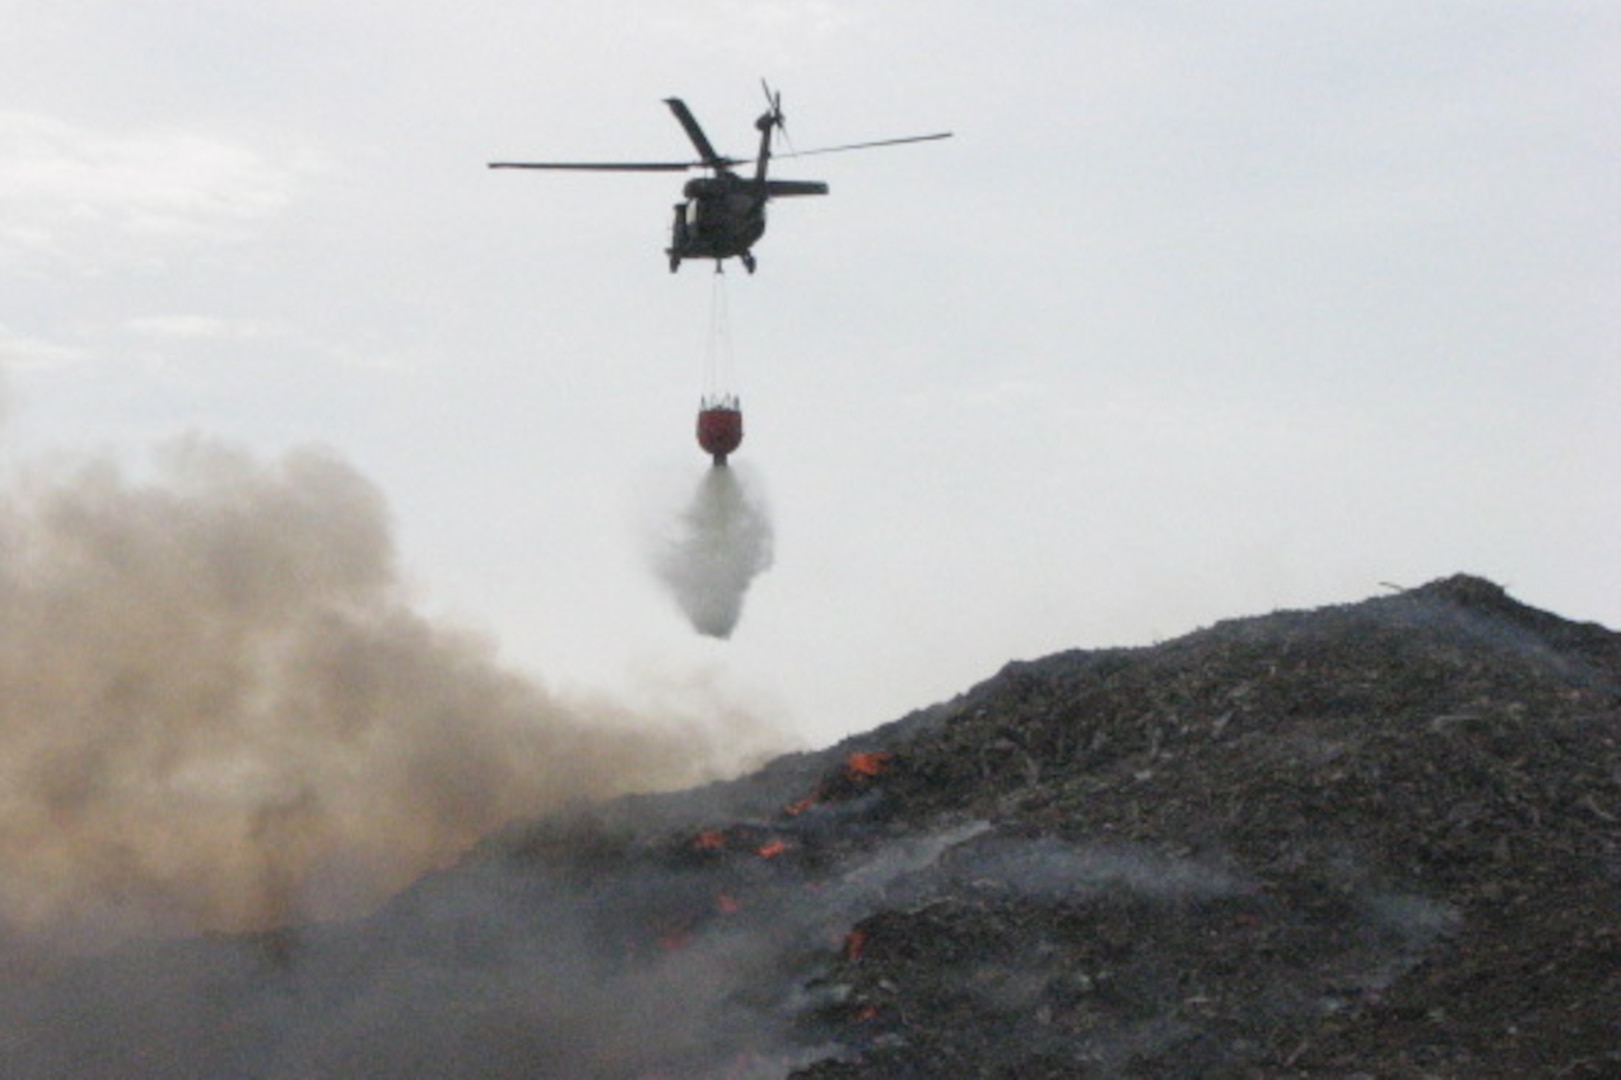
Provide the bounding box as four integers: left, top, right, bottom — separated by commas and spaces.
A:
0, 437, 779, 951
654, 465, 774, 638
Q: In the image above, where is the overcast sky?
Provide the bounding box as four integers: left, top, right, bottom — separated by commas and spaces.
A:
3, 1, 1616, 749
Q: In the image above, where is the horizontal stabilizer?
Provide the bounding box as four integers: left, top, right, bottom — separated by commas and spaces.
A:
764, 180, 829, 197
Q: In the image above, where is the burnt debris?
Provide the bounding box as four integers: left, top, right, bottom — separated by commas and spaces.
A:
3, 574, 1616, 1078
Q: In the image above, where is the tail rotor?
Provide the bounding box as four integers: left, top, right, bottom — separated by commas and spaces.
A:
759, 79, 786, 134
757, 80, 796, 155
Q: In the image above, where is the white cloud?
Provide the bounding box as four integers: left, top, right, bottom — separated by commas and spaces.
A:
0, 321, 86, 373
635, 0, 866, 59
0, 111, 317, 273
124, 315, 265, 341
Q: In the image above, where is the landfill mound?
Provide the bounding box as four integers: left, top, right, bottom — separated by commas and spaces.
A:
3, 575, 1616, 1078
789, 574, 1620, 1077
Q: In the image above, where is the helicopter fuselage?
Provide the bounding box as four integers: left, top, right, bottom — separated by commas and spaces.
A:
662, 113, 828, 274
668, 177, 769, 271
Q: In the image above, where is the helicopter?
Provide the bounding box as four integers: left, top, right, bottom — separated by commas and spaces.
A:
488, 84, 950, 274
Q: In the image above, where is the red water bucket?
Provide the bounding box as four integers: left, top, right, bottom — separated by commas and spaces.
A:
696, 403, 743, 465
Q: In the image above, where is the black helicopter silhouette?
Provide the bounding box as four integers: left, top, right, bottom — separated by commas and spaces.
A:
489, 83, 950, 274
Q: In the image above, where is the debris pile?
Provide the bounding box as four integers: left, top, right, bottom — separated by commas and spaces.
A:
791, 575, 1620, 1077
2, 575, 1616, 1077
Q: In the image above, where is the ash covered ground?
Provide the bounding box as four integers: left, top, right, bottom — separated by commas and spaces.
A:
3, 575, 1617, 1077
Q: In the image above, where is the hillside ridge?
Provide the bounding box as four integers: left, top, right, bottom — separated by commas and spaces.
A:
5, 575, 1616, 1078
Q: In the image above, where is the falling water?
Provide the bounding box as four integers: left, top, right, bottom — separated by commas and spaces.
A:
655, 464, 774, 638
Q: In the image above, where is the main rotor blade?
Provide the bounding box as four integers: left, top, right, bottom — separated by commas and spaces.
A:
488, 160, 699, 172
663, 98, 729, 170
768, 131, 952, 160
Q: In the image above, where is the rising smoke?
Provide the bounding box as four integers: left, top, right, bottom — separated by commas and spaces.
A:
0, 436, 780, 951
654, 464, 774, 638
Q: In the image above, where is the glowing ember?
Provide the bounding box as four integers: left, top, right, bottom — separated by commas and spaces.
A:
692, 829, 727, 851
844, 751, 892, 779
716, 892, 742, 915
756, 838, 789, 859
843, 928, 868, 960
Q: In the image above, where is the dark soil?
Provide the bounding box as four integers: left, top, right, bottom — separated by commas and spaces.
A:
787, 575, 1620, 1078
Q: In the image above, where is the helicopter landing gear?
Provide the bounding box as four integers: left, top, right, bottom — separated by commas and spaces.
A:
740, 251, 757, 274
669, 252, 681, 273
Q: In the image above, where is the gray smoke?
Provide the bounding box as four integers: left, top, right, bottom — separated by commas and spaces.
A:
654, 464, 774, 638
0, 436, 781, 951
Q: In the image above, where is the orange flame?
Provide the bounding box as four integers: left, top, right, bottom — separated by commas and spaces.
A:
845, 751, 892, 779
691, 829, 726, 851
783, 795, 818, 816
756, 838, 789, 859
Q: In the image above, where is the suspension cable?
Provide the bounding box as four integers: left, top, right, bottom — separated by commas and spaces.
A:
703, 265, 736, 402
